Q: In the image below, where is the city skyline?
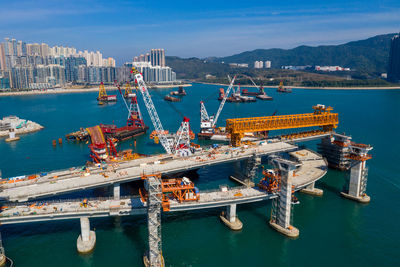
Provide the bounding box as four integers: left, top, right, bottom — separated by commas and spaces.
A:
1, 0, 399, 64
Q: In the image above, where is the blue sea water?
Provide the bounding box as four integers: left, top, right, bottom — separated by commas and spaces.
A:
0, 84, 399, 266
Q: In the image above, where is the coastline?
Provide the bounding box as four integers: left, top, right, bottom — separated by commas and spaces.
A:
0, 84, 192, 97
196, 82, 400, 90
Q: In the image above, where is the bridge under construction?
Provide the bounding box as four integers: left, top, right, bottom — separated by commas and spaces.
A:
0, 70, 374, 267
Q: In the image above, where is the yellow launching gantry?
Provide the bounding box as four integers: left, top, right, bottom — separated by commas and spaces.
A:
226, 104, 339, 146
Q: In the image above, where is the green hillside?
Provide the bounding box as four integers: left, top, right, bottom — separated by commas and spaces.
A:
217, 33, 396, 75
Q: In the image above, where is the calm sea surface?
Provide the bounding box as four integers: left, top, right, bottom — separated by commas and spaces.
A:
0, 83, 399, 266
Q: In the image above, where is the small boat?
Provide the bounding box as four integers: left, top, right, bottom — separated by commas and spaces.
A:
257, 94, 273, 100
291, 195, 300, 205
164, 95, 181, 102
170, 86, 187, 96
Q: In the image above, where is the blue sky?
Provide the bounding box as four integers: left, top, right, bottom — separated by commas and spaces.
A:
1, 0, 399, 64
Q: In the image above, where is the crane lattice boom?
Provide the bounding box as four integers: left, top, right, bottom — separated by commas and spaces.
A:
212, 75, 236, 127
133, 69, 174, 154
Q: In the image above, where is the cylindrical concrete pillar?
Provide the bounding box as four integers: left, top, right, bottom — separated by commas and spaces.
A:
80, 217, 90, 242
227, 204, 237, 223
113, 183, 120, 200
77, 217, 96, 254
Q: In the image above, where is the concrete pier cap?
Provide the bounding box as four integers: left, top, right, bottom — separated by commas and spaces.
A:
77, 217, 96, 254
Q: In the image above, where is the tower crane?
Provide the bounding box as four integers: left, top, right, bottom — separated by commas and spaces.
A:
131, 67, 192, 155
199, 75, 236, 138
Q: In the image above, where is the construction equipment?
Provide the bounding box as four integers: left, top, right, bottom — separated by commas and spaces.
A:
258, 169, 281, 193
97, 82, 117, 103
198, 75, 237, 139
131, 67, 192, 155
123, 82, 133, 98
226, 104, 338, 146
140, 175, 200, 212
277, 81, 292, 93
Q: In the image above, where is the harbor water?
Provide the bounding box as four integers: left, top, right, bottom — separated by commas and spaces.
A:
0, 84, 399, 266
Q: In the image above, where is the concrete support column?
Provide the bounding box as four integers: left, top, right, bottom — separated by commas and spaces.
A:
77, 217, 96, 254
269, 158, 299, 238
113, 183, 120, 200
277, 169, 293, 229
300, 182, 323, 196
226, 204, 236, 223
341, 160, 370, 203
219, 204, 242, 231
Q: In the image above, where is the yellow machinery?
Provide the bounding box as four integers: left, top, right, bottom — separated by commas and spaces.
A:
98, 82, 107, 100
226, 105, 339, 146
123, 82, 132, 98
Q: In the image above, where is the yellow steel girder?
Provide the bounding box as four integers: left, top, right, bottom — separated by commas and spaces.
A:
225, 107, 338, 146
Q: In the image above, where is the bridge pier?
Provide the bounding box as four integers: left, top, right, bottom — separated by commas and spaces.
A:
77, 217, 96, 254
220, 204, 243, 231
269, 158, 299, 238
112, 183, 120, 200
341, 143, 372, 203
341, 143, 373, 203
143, 175, 165, 267
300, 182, 323, 196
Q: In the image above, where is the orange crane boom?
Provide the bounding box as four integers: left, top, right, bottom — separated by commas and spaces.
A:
226, 105, 338, 146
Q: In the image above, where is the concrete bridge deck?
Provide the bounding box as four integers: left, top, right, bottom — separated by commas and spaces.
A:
0, 149, 327, 225
0, 140, 298, 202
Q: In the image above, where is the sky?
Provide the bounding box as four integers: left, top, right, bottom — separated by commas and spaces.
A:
1, 0, 400, 64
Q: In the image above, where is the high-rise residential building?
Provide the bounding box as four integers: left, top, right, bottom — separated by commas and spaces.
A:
41, 43, 49, 57
102, 57, 116, 67
150, 49, 165, 67
254, 61, 263, 68
0, 43, 5, 70
265, 61, 271, 68
4, 38, 17, 69
16, 41, 27, 56
388, 33, 400, 83
1, 37, 116, 88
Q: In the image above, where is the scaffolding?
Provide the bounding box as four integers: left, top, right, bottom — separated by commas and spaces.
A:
245, 154, 261, 183
146, 175, 163, 267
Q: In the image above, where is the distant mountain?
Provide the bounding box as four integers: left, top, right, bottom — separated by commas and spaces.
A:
216, 33, 396, 74
165, 56, 234, 79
